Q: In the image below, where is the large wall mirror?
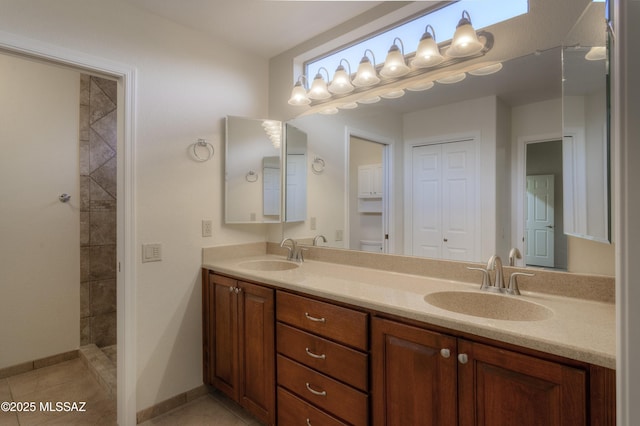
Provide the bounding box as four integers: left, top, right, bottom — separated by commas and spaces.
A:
278, 0, 611, 271
562, 1, 611, 243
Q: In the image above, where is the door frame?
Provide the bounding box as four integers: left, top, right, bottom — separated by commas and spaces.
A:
404, 132, 481, 260
0, 30, 137, 426
514, 133, 561, 267
344, 126, 393, 253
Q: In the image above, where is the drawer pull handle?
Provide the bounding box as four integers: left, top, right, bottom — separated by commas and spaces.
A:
305, 348, 326, 360
304, 312, 326, 323
306, 419, 312, 426
305, 382, 327, 397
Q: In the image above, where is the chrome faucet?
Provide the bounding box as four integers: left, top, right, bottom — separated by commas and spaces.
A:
508, 247, 522, 266
280, 237, 306, 262
312, 235, 327, 246
486, 255, 505, 292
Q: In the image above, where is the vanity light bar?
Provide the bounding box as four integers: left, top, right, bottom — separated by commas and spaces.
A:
288, 11, 495, 110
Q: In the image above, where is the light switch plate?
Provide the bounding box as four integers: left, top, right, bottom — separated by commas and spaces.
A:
335, 230, 343, 241
310, 217, 317, 230
142, 243, 162, 263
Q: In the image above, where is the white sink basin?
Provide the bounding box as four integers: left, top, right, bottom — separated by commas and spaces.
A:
424, 291, 553, 321
238, 259, 300, 271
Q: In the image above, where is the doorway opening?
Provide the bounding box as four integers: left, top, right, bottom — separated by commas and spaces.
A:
347, 134, 391, 253
524, 140, 568, 269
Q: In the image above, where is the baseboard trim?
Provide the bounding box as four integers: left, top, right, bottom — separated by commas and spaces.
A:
136, 384, 208, 424
0, 350, 79, 379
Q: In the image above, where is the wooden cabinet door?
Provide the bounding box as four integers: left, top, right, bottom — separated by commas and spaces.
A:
457, 339, 586, 426
238, 281, 276, 425
210, 274, 239, 400
372, 317, 457, 426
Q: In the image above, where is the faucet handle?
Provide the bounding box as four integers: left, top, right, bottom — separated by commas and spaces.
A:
467, 267, 492, 291
506, 272, 535, 295
295, 247, 309, 262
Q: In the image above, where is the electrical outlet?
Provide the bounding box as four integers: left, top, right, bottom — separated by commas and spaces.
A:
142, 243, 162, 263
335, 230, 343, 241
310, 217, 317, 230
202, 220, 212, 237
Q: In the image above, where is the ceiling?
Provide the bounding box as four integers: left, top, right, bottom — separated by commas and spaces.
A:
123, 0, 384, 59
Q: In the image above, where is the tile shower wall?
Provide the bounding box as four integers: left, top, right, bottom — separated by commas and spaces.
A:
79, 74, 117, 347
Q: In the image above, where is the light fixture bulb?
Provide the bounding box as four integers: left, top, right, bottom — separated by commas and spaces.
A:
448, 11, 484, 58
338, 102, 358, 110
328, 64, 354, 94
413, 26, 444, 68
287, 81, 310, 106
308, 72, 331, 100
358, 95, 381, 104
380, 43, 410, 78
319, 107, 339, 115
352, 54, 380, 87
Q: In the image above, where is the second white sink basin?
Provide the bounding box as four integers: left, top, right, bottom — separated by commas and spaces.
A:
238, 259, 300, 271
424, 291, 553, 321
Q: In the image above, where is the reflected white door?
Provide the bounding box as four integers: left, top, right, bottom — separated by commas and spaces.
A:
412, 140, 476, 261
286, 153, 307, 222
525, 175, 555, 267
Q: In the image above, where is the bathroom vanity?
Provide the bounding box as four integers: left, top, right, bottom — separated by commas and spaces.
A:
202, 245, 615, 426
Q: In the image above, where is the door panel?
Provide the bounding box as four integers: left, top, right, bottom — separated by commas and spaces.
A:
525, 175, 555, 267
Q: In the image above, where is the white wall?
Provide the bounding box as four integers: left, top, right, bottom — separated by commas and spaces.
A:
0, 55, 81, 369
0, 0, 269, 411
403, 96, 499, 262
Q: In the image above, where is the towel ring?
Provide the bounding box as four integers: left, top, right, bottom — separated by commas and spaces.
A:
246, 170, 258, 182
311, 156, 325, 174
192, 138, 214, 162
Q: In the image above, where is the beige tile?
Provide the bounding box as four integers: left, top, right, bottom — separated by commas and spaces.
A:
33, 351, 78, 369
80, 74, 91, 106
89, 128, 115, 174
0, 411, 19, 426
0, 361, 33, 380
92, 110, 117, 150
80, 318, 92, 346
7, 359, 86, 399
88, 245, 116, 281
90, 157, 117, 199
14, 370, 113, 425
139, 395, 249, 426
92, 77, 117, 106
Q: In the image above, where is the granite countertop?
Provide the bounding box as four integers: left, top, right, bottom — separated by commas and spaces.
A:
203, 254, 615, 369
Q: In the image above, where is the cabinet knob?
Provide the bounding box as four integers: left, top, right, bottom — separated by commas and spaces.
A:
458, 353, 469, 364
234, 287, 242, 294
305, 382, 327, 397
228, 286, 234, 293
443, 238, 448, 242
440, 348, 451, 358
304, 312, 326, 323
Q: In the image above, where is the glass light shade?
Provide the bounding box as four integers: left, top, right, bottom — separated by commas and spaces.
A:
381, 89, 405, 99
380, 45, 410, 78
413, 33, 444, 68
287, 81, 310, 106
352, 57, 380, 87
328, 65, 354, 94
358, 95, 381, 104
448, 15, 483, 58
585, 46, 606, 61
319, 107, 339, 115
308, 73, 331, 100
406, 80, 435, 92
436, 72, 467, 84
338, 102, 358, 109
468, 62, 503, 76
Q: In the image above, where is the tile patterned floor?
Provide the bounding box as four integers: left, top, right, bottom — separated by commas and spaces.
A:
1, 357, 262, 426
0, 358, 116, 425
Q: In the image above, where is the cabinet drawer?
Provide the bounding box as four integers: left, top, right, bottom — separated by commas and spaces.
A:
278, 387, 348, 426
277, 355, 368, 426
277, 323, 368, 391
276, 291, 368, 350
